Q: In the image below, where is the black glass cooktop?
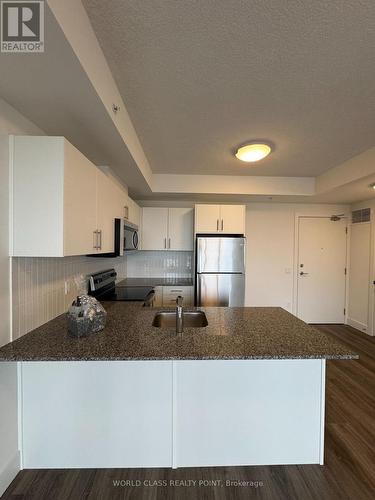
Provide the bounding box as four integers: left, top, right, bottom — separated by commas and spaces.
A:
109, 286, 154, 301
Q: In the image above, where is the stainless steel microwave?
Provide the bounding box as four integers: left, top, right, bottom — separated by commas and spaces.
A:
124, 221, 139, 251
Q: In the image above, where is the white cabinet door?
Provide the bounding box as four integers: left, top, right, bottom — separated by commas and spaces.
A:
63, 141, 97, 256
175, 360, 323, 467
12, 136, 65, 256
96, 170, 119, 253
195, 204, 220, 233
141, 208, 169, 250
22, 361, 173, 468
220, 205, 246, 234
127, 197, 141, 227
168, 208, 193, 250
153, 286, 163, 307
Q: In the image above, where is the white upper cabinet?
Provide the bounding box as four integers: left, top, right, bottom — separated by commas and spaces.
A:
63, 141, 97, 256
168, 208, 194, 251
141, 207, 194, 251
219, 205, 246, 234
194, 205, 221, 233
195, 204, 246, 235
124, 196, 141, 227
11, 136, 128, 257
141, 208, 169, 250
96, 169, 126, 254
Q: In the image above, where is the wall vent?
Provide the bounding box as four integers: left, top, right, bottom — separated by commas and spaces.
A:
352, 208, 371, 224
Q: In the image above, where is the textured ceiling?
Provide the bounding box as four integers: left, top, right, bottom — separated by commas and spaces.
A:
83, 0, 375, 177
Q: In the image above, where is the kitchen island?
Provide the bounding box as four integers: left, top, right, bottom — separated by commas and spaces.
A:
0, 304, 357, 469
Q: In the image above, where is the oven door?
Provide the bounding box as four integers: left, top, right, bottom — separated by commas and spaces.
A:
124, 225, 139, 251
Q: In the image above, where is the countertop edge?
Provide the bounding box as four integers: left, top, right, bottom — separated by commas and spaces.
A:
0, 355, 359, 362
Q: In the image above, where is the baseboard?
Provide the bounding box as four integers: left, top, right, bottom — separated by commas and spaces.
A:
0, 451, 20, 497
347, 317, 371, 335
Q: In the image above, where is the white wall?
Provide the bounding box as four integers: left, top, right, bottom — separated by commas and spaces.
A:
0, 98, 44, 496
245, 203, 349, 311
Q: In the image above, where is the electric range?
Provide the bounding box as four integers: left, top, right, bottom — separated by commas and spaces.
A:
88, 269, 155, 305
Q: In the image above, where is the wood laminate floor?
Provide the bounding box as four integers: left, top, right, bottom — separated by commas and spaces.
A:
2, 324, 375, 500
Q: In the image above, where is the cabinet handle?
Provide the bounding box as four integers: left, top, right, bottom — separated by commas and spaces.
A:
170, 290, 183, 292
164, 237, 167, 249
217, 219, 219, 231
168, 238, 171, 249
98, 230, 102, 250
124, 206, 129, 219
221, 219, 224, 231
93, 230, 98, 250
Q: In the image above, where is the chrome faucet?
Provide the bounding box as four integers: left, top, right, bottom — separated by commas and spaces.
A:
176, 295, 184, 334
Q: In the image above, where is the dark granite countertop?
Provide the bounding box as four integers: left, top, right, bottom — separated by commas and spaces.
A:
0, 303, 357, 361
117, 277, 193, 287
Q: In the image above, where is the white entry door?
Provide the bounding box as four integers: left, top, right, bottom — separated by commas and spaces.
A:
297, 217, 347, 323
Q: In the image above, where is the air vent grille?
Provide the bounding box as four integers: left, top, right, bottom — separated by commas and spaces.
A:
352, 208, 371, 224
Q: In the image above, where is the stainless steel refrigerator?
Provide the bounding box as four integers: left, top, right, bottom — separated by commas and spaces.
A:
195, 236, 246, 307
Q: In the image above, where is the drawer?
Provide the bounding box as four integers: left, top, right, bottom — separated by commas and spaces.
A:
163, 286, 192, 296
163, 296, 193, 307
162, 286, 193, 307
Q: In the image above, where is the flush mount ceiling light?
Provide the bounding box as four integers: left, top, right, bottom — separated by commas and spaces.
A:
235, 143, 272, 163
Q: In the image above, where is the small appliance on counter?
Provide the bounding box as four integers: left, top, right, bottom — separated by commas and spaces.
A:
66, 274, 107, 337
67, 295, 107, 338
88, 269, 155, 306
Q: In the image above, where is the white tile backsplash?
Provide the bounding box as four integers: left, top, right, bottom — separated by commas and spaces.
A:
12, 256, 127, 339
125, 251, 193, 278
12, 251, 192, 340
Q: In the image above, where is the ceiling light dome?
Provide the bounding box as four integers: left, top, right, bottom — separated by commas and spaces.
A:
235, 143, 271, 162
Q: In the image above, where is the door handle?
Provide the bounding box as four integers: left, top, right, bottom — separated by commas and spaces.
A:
299, 272, 309, 276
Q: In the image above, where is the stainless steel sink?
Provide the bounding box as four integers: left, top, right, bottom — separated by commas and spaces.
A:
152, 311, 208, 328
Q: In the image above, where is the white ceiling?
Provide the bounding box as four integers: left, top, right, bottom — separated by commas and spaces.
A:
83, 0, 375, 178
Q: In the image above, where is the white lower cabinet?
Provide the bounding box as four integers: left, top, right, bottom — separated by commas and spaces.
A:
175, 360, 324, 467
153, 286, 163, 307
162, 286, 193, 306
22, 361, 172, 468
21, 359, 325, 468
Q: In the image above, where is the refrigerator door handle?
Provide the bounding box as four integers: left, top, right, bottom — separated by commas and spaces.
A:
196, 275, 201, 305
